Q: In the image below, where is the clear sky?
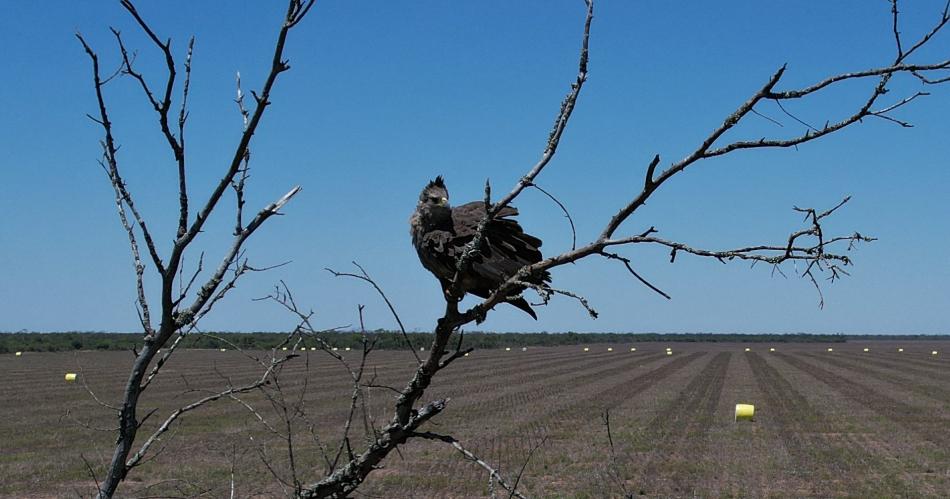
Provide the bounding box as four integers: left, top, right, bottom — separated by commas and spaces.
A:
1, 1, 948, 335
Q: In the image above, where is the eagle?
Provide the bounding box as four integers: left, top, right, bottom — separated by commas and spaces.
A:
409, 176, 550, 319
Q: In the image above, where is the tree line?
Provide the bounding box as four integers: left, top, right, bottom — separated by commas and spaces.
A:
5, 331, 947, 353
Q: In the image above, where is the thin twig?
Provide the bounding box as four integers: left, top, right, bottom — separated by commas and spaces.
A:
412, 432, 530, 499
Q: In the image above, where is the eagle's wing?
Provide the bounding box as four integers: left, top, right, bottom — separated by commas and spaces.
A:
450, 202, 549, 286
414, 228, 460, 287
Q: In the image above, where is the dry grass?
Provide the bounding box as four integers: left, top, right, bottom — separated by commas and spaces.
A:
1, 341, 948, 498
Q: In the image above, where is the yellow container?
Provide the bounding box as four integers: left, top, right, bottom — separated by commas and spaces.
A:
666, 351, 673, 356
220, 348, 226, 352
933, 351, 938, 356
827, 348, 833, 352
310, 347, 316, 351
630, 347, 636, 352
15, 351, 22, 357
863, 348, 869, 352
607, 347, 613, 352
665, 347, 672, 351
744, 347, 751, 352
769, 347, 775, 352
282, 347, 288, 351
583, 347, 589, 352
64, 373, 77, 382
898, 348, 903, 352
505, 347, 511, 351
735, 403, 755, 422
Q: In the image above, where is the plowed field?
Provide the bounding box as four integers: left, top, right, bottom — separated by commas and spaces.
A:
1, 341, 947, 497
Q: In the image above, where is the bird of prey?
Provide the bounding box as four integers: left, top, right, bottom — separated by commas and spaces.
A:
409, 176, 550, 319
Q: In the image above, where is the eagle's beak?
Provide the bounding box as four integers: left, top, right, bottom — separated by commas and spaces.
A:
439, 197, 448, 206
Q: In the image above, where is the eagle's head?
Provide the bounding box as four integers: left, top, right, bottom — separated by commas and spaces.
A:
418, 175, 449, 208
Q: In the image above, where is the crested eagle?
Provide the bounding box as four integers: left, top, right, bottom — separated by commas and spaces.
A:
409, 176, 550, 319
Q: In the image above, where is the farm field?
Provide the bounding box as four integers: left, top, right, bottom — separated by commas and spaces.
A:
1, 341, 948, 498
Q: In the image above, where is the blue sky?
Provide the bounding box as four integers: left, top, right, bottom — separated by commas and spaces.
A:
1, 1, 948, 335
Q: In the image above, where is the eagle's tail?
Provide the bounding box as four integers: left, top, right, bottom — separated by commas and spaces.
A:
508, 297, 538, 320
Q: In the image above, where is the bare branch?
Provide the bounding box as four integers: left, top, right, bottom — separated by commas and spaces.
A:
77, 33, 165, 278
325, 262, 421, 364
599, 250, 672, 300
181, 186, 301, 324
529, 183, 577, 250
461, 198, 874, 328
112, 3, 190, 237
412, 432, 530, 499
173, 251, 204, 308
515, 280, 598, 319
891, 0, 904, 59
140, 333, 186, 391
300, 399, 449, 497
75, 361, 119, 412
901, 0, 950, 60
80, 453, 103, 497
765, 61, 950, 100
82, 2, 315, 496
448, 0, 593, 298
491, 0, 593, 216
125, 351, 297, 471
174, 0, 311, 255
508, 435, 547, 499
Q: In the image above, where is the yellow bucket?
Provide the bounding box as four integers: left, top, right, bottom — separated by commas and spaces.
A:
898, 348, 903, 352
583, 347, 589, 352
863, 348, 869, 352
665, 347, 672, 351
505, 347, 511, 351
744, 347, 751, 352
64, 373, 77, 382
933, 351, 938, 356
769, 347, 775, 352
827, 347, 834, 352
15, 351, 22, 357
666, 351, 673, 356
607, 347, 613, 352
310, 347, 316, 351
735, 403, 755, 422
630, 347, 636, 352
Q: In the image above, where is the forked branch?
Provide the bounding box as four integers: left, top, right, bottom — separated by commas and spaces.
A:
78, 1, 314, 497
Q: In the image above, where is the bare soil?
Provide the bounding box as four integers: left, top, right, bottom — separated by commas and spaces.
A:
1, 340, 947, 498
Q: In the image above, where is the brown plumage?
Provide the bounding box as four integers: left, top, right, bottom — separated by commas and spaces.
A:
409, 176, 550, 319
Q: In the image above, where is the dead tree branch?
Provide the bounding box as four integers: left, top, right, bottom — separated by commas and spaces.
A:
77, 1, 314, 496
300, 2, 950, 495
412, 432, 530, 499
325, 262, 421, 364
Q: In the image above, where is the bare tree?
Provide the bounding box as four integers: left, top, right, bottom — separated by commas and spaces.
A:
301, 0, 950, 496
78, 0, 950, 497
77, 1, 314, 497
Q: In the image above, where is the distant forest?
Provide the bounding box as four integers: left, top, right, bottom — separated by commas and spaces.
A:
1, 331, 948, 353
